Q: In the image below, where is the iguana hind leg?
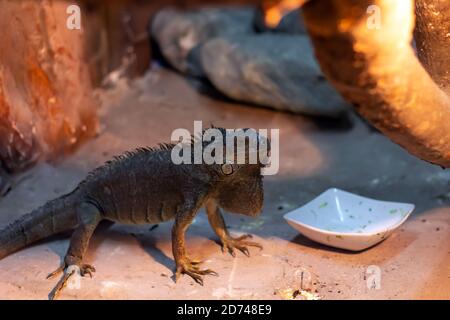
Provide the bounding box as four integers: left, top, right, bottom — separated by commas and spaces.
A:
48, 202, 102, 300
206, 199, 262, 257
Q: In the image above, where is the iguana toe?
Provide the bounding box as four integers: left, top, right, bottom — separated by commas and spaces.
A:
188, 258, 203, 265
46, 265, 65, 280
80, 264, 96, 278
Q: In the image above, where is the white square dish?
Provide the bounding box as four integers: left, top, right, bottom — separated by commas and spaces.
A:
283, 188, 415, 251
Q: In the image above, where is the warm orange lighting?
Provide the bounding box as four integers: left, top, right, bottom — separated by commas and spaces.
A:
262, 0, 308, 28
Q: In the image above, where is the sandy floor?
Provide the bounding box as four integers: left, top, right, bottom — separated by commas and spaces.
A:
0, 68, 448, 300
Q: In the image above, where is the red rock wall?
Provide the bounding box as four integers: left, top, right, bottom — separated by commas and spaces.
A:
0, 1, 98, 172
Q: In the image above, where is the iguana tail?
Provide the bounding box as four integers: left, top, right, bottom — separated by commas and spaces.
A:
0, 191, 79, 259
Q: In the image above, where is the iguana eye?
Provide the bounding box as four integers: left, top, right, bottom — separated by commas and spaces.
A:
221, 164, 234, 175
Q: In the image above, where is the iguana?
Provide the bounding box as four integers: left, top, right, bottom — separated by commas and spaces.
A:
0, 127, 268, 299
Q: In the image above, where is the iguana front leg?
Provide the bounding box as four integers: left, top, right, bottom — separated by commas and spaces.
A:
172, 200, 218, 286
47, 202, 102, 300
206, 199, 262, 257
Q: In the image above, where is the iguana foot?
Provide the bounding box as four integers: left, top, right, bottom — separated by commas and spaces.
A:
175, 257, 218, 286
47, 261, 96, 300
221, 234, 263, 257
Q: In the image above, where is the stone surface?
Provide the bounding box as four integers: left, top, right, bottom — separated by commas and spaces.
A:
0, 69, 448, 299
0, 168, 10, 197
201, 34, 348, 116
0, 1, 98, 173
151, 7, 255, 76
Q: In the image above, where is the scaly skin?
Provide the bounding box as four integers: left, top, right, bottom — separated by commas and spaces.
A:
0, 128, 267, 299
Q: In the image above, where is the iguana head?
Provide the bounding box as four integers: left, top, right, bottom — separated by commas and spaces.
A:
200, 127, 270, 217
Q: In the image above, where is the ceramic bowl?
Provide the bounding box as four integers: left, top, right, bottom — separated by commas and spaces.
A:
283, 188, 414, 251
